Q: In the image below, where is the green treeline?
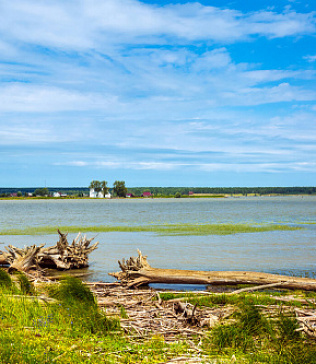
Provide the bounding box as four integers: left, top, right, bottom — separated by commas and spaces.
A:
0, 186, 315, 198
128, 186, 316, 197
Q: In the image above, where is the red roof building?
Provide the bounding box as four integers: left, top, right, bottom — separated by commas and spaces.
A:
141, 191, 152, 197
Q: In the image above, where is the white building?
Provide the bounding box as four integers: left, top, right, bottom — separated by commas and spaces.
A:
89, 188, 111, 198
53, 192, 67, 198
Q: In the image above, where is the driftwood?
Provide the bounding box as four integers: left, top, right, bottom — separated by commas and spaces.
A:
93, 285, 225, 340
0, 230, 98, 272
39, 229, 98, 270
109, 250, 316, 291
295, 308, 316, 338
1, 244, 44, 273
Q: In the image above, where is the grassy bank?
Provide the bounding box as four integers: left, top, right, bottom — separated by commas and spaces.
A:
0, 223, 302, 236
1, 271, 316, 363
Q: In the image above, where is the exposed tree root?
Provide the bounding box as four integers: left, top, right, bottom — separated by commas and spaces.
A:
0, 229, 98, 272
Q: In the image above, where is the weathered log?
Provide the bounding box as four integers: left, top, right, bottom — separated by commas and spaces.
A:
0, 230, 98, 272
109, 250, 316, 291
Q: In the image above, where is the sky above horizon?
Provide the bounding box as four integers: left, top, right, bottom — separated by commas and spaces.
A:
1, 0, 316, 188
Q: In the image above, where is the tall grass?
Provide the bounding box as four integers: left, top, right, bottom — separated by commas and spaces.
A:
0, 277, 190, 363
46, 276, 120, 335
0, 268, 13, 290
209, 301, 316, 363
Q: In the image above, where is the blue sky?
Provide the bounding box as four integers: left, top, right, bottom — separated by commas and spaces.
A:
0, 0, 316, 188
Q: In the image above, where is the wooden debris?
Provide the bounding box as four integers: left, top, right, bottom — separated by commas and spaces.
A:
295, 308, 316, 339
2, 244, 44, 273
109, 249, 316, 291
91, 285, 231, 340
0, 229, 98, 272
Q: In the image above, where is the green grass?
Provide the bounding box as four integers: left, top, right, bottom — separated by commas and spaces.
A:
158, 290, 316, 363
208, 302, 316, 363
1, 275, 316, 363
0, 276, 193, 364
0, 223, 302, 236
157, 291, 304, 308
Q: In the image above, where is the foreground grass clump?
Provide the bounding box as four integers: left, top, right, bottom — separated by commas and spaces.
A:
0, 268, 13, 290
0, 222, 302, 236
46, 276, 120, 334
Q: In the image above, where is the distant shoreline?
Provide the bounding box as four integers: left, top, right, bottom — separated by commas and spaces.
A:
1, 194, 316, 201
1, 186, 315, 199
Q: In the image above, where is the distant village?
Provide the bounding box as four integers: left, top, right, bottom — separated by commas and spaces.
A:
1, 185, 315, 199
1, 183, 162, 199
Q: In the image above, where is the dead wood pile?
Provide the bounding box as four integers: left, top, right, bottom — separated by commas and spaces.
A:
87, 283, 316, 341
88, 283, 233, 341
0, 229, 98, 272
109, 249, 316, 292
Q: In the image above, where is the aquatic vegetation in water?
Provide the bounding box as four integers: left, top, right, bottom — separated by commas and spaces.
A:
0, 223, 302, 236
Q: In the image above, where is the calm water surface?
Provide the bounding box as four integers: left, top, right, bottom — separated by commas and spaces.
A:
0, 196, 315, 284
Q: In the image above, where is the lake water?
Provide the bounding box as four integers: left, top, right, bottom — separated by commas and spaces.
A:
0, 196, 315, 285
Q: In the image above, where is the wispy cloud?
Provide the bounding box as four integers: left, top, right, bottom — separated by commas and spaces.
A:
304, 54, 316, 62
54, 159, 316, 174
0, 84, 119, 112
0, 0, 316, 186
0, 0, 315, 51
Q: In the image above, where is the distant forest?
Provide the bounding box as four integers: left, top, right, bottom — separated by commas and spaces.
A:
128, 186, 316, 196
0, 186, 316, 197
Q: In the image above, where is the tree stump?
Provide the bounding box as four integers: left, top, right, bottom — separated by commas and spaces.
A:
0, 230, 98, 272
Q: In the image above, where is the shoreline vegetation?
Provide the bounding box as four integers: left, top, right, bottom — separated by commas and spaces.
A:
0, 193, 316, 201
0, 223, 302, 236
1, 272, 316, 363
1, 193, 316, 201
0, 186, 316, 199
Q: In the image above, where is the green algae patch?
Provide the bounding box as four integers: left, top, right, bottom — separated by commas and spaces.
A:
0, 223, 302, 236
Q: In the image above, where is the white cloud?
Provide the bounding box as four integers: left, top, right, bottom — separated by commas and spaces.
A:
249, 10, 316, 38
53, 159, 316, 173
304, 55, 316, 62
0, 1, 316, 185
220, 82, 316, 106
0, 84, 119, 112
0, 0, 315, 52
192, 48, 231, 71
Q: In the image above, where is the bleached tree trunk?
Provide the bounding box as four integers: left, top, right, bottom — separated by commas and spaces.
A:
109, 250, 316, 291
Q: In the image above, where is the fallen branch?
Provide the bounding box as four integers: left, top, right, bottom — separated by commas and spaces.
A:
228, 282, 286, 295
109, 250, 316, 291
